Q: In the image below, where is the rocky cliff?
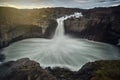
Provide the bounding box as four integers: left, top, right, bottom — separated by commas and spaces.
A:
64, 5, 120, 45
0, 58, 56, 80
1, 6, 120, 48
0, 7, 83, 48
0, 58, 120, 80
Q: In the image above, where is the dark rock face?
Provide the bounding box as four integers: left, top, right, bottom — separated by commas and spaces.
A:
0, 58, 120, 80
0, 58, 56, 80
46, 60, 120, 80
44, 19, 58, 39
75, 62, 96, 80
0, 24, 43, 48
64, 6, 120, 45
0, 49, 5, 62
89, 60, 120, 80
0, 54, 5, 62
46, 67, 75, 80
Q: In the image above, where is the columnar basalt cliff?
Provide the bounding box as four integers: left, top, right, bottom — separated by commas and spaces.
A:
0, 24, 43, 48
0, 7, 82, 48
0, 6, 120, 49
64, 6, 120, 45
1, 6, 120, 48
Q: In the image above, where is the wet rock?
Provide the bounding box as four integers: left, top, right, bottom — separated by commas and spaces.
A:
46, 60, 120, 80
0, 58, 120, 80
74, 62, 96, 80
44, 19, 58, 38
46, 67, 75, 80
0, 54, 5, 62
0, 58, 56, 80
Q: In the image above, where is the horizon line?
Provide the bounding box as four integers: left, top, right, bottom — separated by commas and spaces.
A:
0, 5, 120, 10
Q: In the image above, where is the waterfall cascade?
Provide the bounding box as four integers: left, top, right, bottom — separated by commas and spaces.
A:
54, 12, 83, 38
1, 13, 120, 71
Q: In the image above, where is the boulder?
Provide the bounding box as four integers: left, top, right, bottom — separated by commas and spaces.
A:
0, 58, 56, 80
47, 60, 120, 80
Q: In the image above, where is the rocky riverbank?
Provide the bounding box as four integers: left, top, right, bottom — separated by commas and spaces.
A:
0, 58, 120, 80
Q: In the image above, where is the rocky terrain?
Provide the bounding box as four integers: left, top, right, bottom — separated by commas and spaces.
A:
0, 6, 120, 48
0, 7, 83, 48
0, 6, 120, 80
0, 58, 120, 80
64, 5, 120, 45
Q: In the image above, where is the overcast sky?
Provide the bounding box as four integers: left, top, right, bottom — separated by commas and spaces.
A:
0, 0, 120, 9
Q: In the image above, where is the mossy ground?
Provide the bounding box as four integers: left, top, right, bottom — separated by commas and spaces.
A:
91, 60, 120, 80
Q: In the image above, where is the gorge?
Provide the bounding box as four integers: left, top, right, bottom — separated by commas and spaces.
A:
0, 5, 120, 80
1, 12, 120, 71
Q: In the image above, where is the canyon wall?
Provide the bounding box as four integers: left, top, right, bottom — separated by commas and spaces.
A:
0, 6, 120, 49
0, 7, 81, 48
64, 6, 120, 45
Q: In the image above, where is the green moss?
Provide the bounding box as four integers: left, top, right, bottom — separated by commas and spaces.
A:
91, 60, 120, 80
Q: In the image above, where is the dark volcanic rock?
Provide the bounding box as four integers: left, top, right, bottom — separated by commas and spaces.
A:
89, 60, 120, 80
0, 58, 56, 80
46, 67, 75, 80
0, 24, 43, 48
74, 62, 96, 80
46, 63, 96, 80
0, 54, 5, 62
0, 58, 120, 80
0, 49, 5, 62
64, 5, 120, 45
44, 19, 58, 38
47, 60, 120, 80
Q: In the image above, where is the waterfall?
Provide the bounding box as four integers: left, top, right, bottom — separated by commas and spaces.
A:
2, 13, 120, 71
54, 12, 83, 38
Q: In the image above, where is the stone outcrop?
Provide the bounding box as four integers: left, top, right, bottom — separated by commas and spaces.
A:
0, 58, 56, 80
0, 54, 5, 62
0, 24, 42, 48
44, 19, 58, 38
47, 60, 120, 80
1, 58, 120, 80
64, 5, 120, 45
